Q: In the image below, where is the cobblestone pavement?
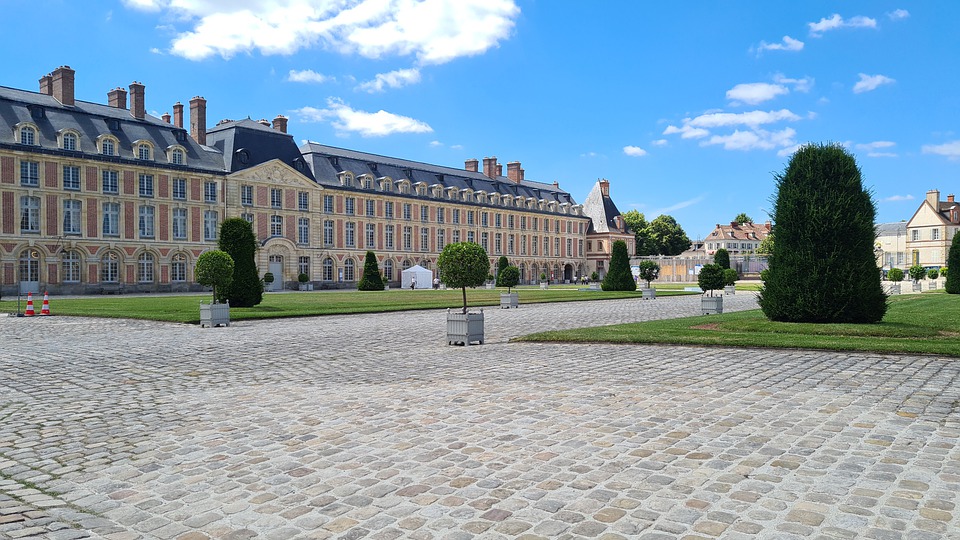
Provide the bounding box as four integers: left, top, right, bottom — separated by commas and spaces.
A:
1, 292, 959, 539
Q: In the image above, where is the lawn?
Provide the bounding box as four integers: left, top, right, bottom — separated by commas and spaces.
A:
517, 292, 960, 357
0, 286, 694, 324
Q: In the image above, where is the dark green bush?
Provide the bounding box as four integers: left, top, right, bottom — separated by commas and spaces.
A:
218, 218, 263, 307
499, 266, 520, 292
908, 265, 926, 282
357, 251, 385, 291
887, 268, 904, 282
636, 260, 660, 288
698, 264, 725, 296
495, 256, 510, 287
928, 268, 940, 280
195, 250, 234, 303
601, 240, 637, 291
714, 248, 730, 269
723, 268, 738, 286
438, 242, 489, 313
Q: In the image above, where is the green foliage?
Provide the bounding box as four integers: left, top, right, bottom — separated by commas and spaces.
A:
601, 240, 637, 291
756, 232, 774, 255
218, 218, 263, 307
195, 250, 234, 303
698, 264, 725, 296
298, 273, 309, 283
636, 260, 660, 288
499, 266, 520, 293
357, 251, 385, 291
647, 215, 691, 256
714, 248, 730, 269
734, 213, 753, 224
437, 242, 489, 313
947, 232, 960, 294
758, 143, 887, 323
927, 268, 939, 280
908, 265, 926, 282
760, 268, 770, 282
622, 210, 653, 255
723, 268, 738, 286
590, 271, 599, 282
540, 272, 547, 281
263, 272, 274, 284
495, 256, 510, 286
887, 268, 904, 282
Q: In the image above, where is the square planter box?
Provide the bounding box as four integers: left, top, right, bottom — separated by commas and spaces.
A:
540, 282, 548, 290
928, 281, 938, 290
641, 288, 656, 300
485, 283, 495, 289
724, 285, 736, 295
701, 295, 723, 315
447, 309, 484, 345
889, 283, 901, 295
500, 292, 519, 309
298, 283, 314, 291
200, 301, 230, 328
913, 282, 922, 292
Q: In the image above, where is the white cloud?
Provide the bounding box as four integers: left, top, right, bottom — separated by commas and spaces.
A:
663, 124, 709, 139
288, 69, 332, 84
293, 98, 433, 137
650, 139, 668, 147
702, 127, 797, 152
853, 73, 895, 93
867, 152, 898, 158
726, 83, 788, 105
888, 9, 909, 20
922, 140, 960, 159
623, 145, 647, 157
149, 47, 163, 54
687, 109, 801, 129
428, 140, 443, 147
356, 68, 421, 93
651, 196, 705, 217
777, 144, 802, 157
855, 141, 896, 151
884, 194, 915, 202
774, 74, 814, 93
756, 35, 804, 54
809, 13, 877, 37
450, 144, 463, 150
140, 0, 519, 63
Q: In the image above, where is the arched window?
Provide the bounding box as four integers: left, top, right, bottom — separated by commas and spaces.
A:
61, 250, 81, 283
137, 143, 152, 161
101, 137, 116, 156
171, 148, 184, 165
383, 259, 394, 283
138, 253, 155, 283
344, 259, 356, 281
19, 249, 40, 285
171, 253, 187, 282
19, 126, 37, 145
62, 132, 78, 151
101, 251, 120, 283
322, 257, 334, 281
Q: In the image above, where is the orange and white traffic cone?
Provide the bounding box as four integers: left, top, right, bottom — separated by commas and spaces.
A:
40, 292, 51, 316
24, 292, 35, 317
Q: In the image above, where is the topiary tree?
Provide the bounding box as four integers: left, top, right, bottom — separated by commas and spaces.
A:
195, 250, 234, 303
636, 260, 660, 289
218, 218, 263, 307
437, 242, 489, 314
887, 268, 904, 282
601, 240, 637, 291
495, 256, 510, 287
357, 251, 385, 291
698, 264, 725, 297
908, 264, 926, 283
758, 143, 887, 323
590, 271, 599, 282
946, 236, 960, 294
499, 266, 520, 293
714, 248, 730, 269
723, 268, 738, 286
928, 268, 940, 281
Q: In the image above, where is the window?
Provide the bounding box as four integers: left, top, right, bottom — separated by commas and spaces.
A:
437, 208, 445, 224
62, 250, 81, 283
385, 201, 394, 219
578, 239, 583, 258
270, 215, 283, 237
324, 220, 334, 246
495, 233, 502, 254
271, 188, 282, 209
139, 205, 155, 238
532, 217, 538, 231
555, 220, 561, 234
20, 196, 40, 233
323, 195, 334, 213
403, 204, 412, 220
481, 232, 489, 251
344, 259, 356, 281
137, 143, 151, 160
63, 200, 81, 235
345, 222, 356, 247
385, 225, 395, 249
453, 209, 460, 224
453, 230, 461, 243
20, 161, 39, 186
383, 179, 393, 192
103, 203, 120, 236
366, 199, 375, 217
298, 191, 309, 211
299, 257, 310, 279
20, 126, 36, 145
138, 253, 155, 283
298, 218, 310, 245
532, 235, 538, 255
101, 138, 115, 156
403, 226, 412, 251
171, 149, 184, 165
203, 210, 218, 241
467, 230, 475, 243
521, 235, 527, 255
509, 235, 516, 255
420, 228, 429, 251
481, 213, 489, 227
204, 181, 217, 203
508, 215, 514, 229
912, 230, 920, 241
467, 211, 475, 226
322, 258, 334, 281
566, 238, 572, 258
173, 208, 187, 239
495, 214, 502, 228
63, 132, 77, 151
102, 170, 119, 194
437, 229, 446, 250
421, 206, 429, 222
139, 174, 154, 197
241, 213, 254, 224
173, 178, 186, 200
345, 197, 356, 215
101, 252, 120, 283
241, 185, 253, 206
932, 229, 940, 241
366, 223, 376, 248
171, 253, 187, 282
384, 260, 394, 282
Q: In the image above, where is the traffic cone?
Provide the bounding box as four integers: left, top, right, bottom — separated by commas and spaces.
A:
40, 292, 51, 316
24, 292, 35, 317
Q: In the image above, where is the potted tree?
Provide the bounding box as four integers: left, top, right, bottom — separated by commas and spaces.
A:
263, 272, 275, 292
698, 263, 725, 314
298, 272, 312, 291
196, 250, 234, 328
908, 264, 926, 292
485, 273, 496, 289
887, 267, 904, 295
499, 265, 520, 308
723, 268, 738, 295
438, 242, 488, 345
540, 272, 548, 289
637, 261, 660, 299
927, 267, 940, 290
589, 271, 600, 290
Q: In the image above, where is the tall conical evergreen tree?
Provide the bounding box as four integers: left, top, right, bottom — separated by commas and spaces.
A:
758, 143, 887, 322
218, 218, 263, 307
601, 240, 637, 291
946, 232, 960, 294
495, 256, 510, 286
357, 251, 385, 291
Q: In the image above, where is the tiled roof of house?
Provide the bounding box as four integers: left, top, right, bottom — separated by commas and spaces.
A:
706, 221, 772, 242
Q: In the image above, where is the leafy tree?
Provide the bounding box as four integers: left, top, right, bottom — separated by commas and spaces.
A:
947, 233, 960, 294
438, 242, 489, 314
908, 265, 927, 283
697, 264, 725, 297
714, 248, 730, 269
928, 268, 940, 280
723, 268, 738, 286
195, 250, 234, 303
636, 260, 660, 289
758, 143, 887, 323
357, 251, 385, 291
734, 213, 753, 224
648, 215, 691, 256
218, 218, 263, 307
495, 256, 510, 286
622, 210, 653, 255
601, 240, 636, 291
590, 271, 599, 282
499, 266, 520, 293
887, 268, 904, 282
756, 232, 774, 255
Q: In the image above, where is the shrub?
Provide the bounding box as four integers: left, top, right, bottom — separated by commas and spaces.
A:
758, 143, 886, 323
438, 242, 489, 314
218, 218, 263, 307
499, 266, 520, 293
298, 273, 309, 283
723, 268, 738, 286
698, 264, 725, 297
195, 250, 234, 303
495, 256, 510, 287
947, 232, 960, 294
540, 273, 547, 282
263, 272, 274, 284
760, 268, 770, 282
714, 248, 730, 269
357, 251, 385, 291
601, 240, 637, 291
908, 265, 926, 282
928, 268, 940, 280
590, 271, 599, 282
887, 268, 904, 282
636, 260, 660, 288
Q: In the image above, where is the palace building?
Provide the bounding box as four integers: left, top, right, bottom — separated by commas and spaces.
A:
0, 66, 632, 295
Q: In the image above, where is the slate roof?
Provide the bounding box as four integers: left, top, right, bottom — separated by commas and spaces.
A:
875, 222, 907, 236
207, 119, 312, 179
581, 181, 628, 234
0, 85, 225, 173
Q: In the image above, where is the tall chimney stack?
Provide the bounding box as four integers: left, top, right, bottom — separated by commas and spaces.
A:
39, 74, 53, 96
161, 112, 171, 124
129, 81, 145, 119
507, 161, 522, 183
465, 158, 479, 172
272, 114, 288, 133
190, 96, 207, 145
52, 66, 76, 106
173, 102, 184, 128
496, 164, 503, 177
482, 157, 498, 179
108, 88, 127, 109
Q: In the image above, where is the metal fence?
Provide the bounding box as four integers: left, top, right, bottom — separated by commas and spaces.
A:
631, 255, 769, 283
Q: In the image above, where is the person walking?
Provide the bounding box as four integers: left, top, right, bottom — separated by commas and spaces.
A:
410, 277, 417, 290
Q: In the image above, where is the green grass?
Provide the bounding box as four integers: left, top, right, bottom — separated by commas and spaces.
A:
517, 291, 960, 357
0, 286, 694, 324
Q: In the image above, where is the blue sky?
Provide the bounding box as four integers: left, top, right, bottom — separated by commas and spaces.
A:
4, 1, 958, 239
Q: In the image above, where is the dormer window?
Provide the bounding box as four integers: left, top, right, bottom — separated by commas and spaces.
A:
137, 143, 152, 161
19, 126, 37, 146
62, 132, 78, 151
101, 138, 116, 156
171, 148, 184, 165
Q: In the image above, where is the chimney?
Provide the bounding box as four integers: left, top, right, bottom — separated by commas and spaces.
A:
52, 65, 76, 106
189, 96, 207, 145
161, 112, 171, 124
258, 118, 271, 127
520, 168, 525, 182
496, 164, 503, 177
507, 161, 522, 183
482, 157, 498, 179
599, 179, 608, 196
948, 194, 955, 203
39, 74, 53, 96
173, 102, 184, 128
926, 189, 940, 207
272, 114, 288, 133
129, 81, 145, 119
465, 158, 479, 172
108, 87, 127, 109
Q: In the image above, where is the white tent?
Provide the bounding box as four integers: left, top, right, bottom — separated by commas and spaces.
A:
401, 265, 433, 290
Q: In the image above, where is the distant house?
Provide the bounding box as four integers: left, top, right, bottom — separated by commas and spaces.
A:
875, 221, 907, 271
905, 190, 959, 267
701, 221, 771, 256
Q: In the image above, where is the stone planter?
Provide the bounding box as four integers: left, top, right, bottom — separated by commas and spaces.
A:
588, 282, 600, 291
447, 309, 484, 345
641, 288, 656, 300
701, 295, 723, 315
913, 282, 922, 292
298, 283, 314, 291
540, 282, 548, 290
889, 283, 901, 295
485, 283, 495, 289
928, 281, 938, 291
500, 292, 519, 309
724, 285, 736, 295
200, 301, 230, 328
